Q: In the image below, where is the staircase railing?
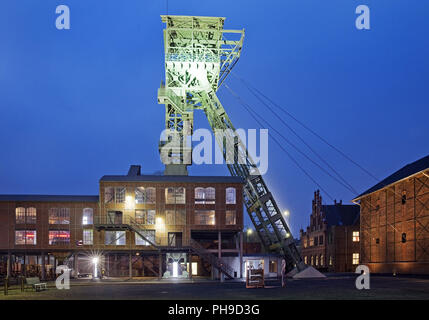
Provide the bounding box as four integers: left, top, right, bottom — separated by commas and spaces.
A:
189, 239, 234, 279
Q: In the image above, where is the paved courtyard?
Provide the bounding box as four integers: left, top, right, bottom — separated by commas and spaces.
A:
2, 275, 429, 300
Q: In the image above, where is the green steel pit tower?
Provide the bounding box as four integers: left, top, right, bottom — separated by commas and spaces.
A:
157, 15, 305, 273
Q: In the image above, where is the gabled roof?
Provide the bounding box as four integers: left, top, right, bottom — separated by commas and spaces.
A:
0, 195, 99, 203
322, 204, 360, 227
353, 154, 429, 201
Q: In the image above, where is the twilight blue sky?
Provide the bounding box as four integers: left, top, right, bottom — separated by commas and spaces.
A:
0, 1, 428, 235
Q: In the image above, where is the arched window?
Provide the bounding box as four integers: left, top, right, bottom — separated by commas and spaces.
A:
226, 187, 236, 204
82, 208, 93, 225
26, 207, 37, 224
15, 207, 26, 224
195, 187, 215, 204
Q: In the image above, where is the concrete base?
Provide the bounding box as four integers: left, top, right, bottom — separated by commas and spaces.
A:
288, 266, 326, 279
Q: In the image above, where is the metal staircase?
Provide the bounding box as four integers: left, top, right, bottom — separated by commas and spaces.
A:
189, 239, 234, 279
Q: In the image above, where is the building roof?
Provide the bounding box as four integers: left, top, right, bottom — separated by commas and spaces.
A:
322, 204, 360, 227
100, 175, 244, 184
353, 154, 429, 201
0, 195, 99, 203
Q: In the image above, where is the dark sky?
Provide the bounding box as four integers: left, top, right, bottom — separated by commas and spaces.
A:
0, 0, 428, 236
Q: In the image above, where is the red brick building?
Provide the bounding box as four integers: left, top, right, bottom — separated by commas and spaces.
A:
353, 155, 429, 274
300, 190, 360, 272
0, 165, 244, 280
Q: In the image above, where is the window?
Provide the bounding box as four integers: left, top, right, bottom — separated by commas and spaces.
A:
135, 187, 145, 204
329, 256, 333, 266
82, 208, 93, 225
269, 259, 277, 273
115, 187, 126, 203
303, 238, 308, 248
309, 237, 314, 247
319, 235, 323, 245
320, 254, 324, 266
314, 236, 318, 246
352, 253, 359, 265
15, 230, 37, 245
105, 187, 114, 203
310, 256, 314, 265
376, 238, 380, 244
401, 194, 407, 205
195, 210, 215, 225
83, 229, 93, 245
105, 231, 126, 245
315, 255, 319, 266
49, 208, 70, 224
226, 187, 236, 204
166, 210, 175, 225
165, 187, 186, 204
135, 187, 156, 204
146, 187, 156, 204
135, 230, 155, 246
352, 231, 360, 242
26, 207, 37, 224
49, 231, 70, 245
15, 207, 26, 224
226, 210, 236, 225
195, 187, 215, 204
135, 210, 155, 225
15, 207, 36, 224
304, 256, 308, 264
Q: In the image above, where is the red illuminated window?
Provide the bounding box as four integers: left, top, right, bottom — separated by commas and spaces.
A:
49, 231, 70, 245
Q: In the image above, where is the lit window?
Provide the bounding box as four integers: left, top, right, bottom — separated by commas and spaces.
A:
26, 208, 37, 224
49, 231, 70, 245
320, 254, 324, 266
226, 187, 236, 204
304, 256, 308, 264
135, 187, 156, 204
105, 231, 126, 245
225, 210, 236, 225
310, 256, 314, 265
15, 207, 36, 224
165, 187, 186, 204
105, 187, 114, 203
195, 210, 215, 225
315, 255, 319, 266
15, 230, 37, 245
115, 188, 126, 203
135, 210, 155, 225
329, 256, 333, 266
309, 237, 314, 247
135, 230, 155, 246
135, 187, 145, 204
15, 207, 26, 224
352, 231, 360, 242
49, 208, 70, 224
352, 253, 359, 265
195, 187, 215, 204
82, 208, 93, 225
83, 229, 93, 245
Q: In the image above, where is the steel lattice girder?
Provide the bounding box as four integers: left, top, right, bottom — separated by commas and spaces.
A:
157, 15, 305, 272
